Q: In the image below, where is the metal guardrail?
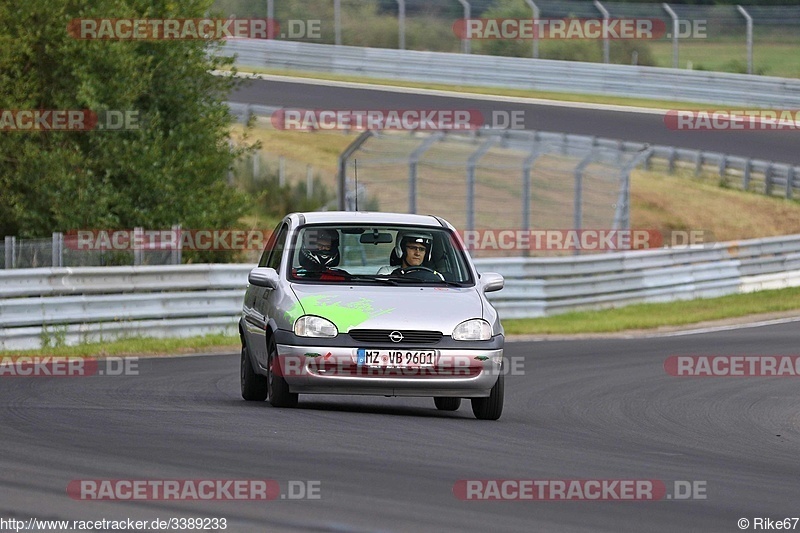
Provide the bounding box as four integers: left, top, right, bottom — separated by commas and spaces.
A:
487, 234, 800, 318
221, 40, 800, 108
0, 265, 249, 350
2, 234, 799, 349
227, 102, 800, 201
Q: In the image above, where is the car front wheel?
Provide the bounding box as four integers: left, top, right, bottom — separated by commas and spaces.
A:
267, 337, 298, 408
240, 344, 267, 401
471, 373, 504, 420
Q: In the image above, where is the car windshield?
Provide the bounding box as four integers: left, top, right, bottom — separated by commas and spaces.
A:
288, 224, 474, 285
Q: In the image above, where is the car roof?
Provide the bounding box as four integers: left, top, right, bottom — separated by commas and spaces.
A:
291, 211, 449, 228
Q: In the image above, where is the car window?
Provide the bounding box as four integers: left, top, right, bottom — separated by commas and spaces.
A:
266, 223, 289, 271
288, 224, 474, 285
257, 222, 283, 267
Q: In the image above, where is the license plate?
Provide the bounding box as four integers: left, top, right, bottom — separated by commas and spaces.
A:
356, 349, 436, 367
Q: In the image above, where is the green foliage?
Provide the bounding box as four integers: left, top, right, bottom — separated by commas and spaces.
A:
40, 324, 67, 349
235, 157, 334, 220
0, 0, 254, 239
473, 0, 656, 65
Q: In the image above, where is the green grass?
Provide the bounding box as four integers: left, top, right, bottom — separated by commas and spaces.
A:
0, 334, 239, 358
649, 40, 800, 78
503, 286, 800, 335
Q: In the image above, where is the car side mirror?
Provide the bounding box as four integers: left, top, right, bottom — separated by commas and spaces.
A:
248, 267, 279, 289
479, 272, 504, 293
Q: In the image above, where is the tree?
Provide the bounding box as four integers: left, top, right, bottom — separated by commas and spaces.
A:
0, 0, 252, 239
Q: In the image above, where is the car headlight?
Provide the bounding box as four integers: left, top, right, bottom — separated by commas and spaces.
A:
294, 315, 338, 338
452, 319, 492, 341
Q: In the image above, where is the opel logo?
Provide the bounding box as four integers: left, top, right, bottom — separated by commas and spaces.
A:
389, 331, 404, 343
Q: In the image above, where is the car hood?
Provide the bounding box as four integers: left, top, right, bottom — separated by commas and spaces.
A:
289, 283, 483, 334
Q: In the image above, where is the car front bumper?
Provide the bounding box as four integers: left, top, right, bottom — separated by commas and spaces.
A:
274, 340, 504, 397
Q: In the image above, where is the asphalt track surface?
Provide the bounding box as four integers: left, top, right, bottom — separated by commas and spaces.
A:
2, 321, 800, 532
230, 77, 800, 165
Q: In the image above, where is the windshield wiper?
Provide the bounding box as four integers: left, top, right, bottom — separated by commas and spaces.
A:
350, 275, 400, 285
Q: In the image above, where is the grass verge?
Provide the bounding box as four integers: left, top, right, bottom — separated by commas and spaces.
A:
3, 287, 800, 358
503, 286, 800, 335
231, 68, 733, 111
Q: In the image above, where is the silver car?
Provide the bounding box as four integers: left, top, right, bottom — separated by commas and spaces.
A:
239, 212, 505, 420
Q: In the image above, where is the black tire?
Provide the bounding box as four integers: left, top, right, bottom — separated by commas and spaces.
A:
434, 397, 462, 411
267, 337, 298, 408
240, 344, 267, 401
471, 373, 504, 420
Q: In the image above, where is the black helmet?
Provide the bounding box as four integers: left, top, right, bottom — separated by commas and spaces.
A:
394, 231, 432, 263
299, 228, 340, 271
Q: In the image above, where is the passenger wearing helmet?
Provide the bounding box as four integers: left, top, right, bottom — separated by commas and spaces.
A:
298, 228, 340, 273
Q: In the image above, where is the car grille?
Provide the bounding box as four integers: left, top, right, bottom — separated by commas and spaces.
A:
348, 329, 443, 344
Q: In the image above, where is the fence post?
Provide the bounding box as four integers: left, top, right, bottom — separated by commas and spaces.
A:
306, 165, 313, 199
334, 0, 341, 45
52, 232, 63, 267
267, 0, 274, 39
743, 159, 751, 190
524, 0, 539, 58
594, 0, 610, 64
736, 6, 753, 75
4, 236, 15, 269
171, 225, 182, 265
395, 0, 406, 50
663, 3, 679, 68
338, 130, 375, 211
786, 166, 794, 200
694, 150, 703, 176
765, 163, 773, 196
615, 147, 652, 233
573, 151, 595, 255
457, 0, 471, 54
668, 147, 677, 173
279, 156, 286, 187
522, 145, 544, 258
466, 134, 500, 232
134, 227, 143, 266
408, 132, 444, 214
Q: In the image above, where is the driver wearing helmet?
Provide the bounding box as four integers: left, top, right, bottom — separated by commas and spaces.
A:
298, 228, 340, 274
394, 233, 430, 272
390, 232, 444, 281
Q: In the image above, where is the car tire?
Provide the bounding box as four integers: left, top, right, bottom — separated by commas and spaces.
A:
471, 373, 504, 420
434, 397, 462, 411
240, 344, 267, 401
267, 337, 298, 408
